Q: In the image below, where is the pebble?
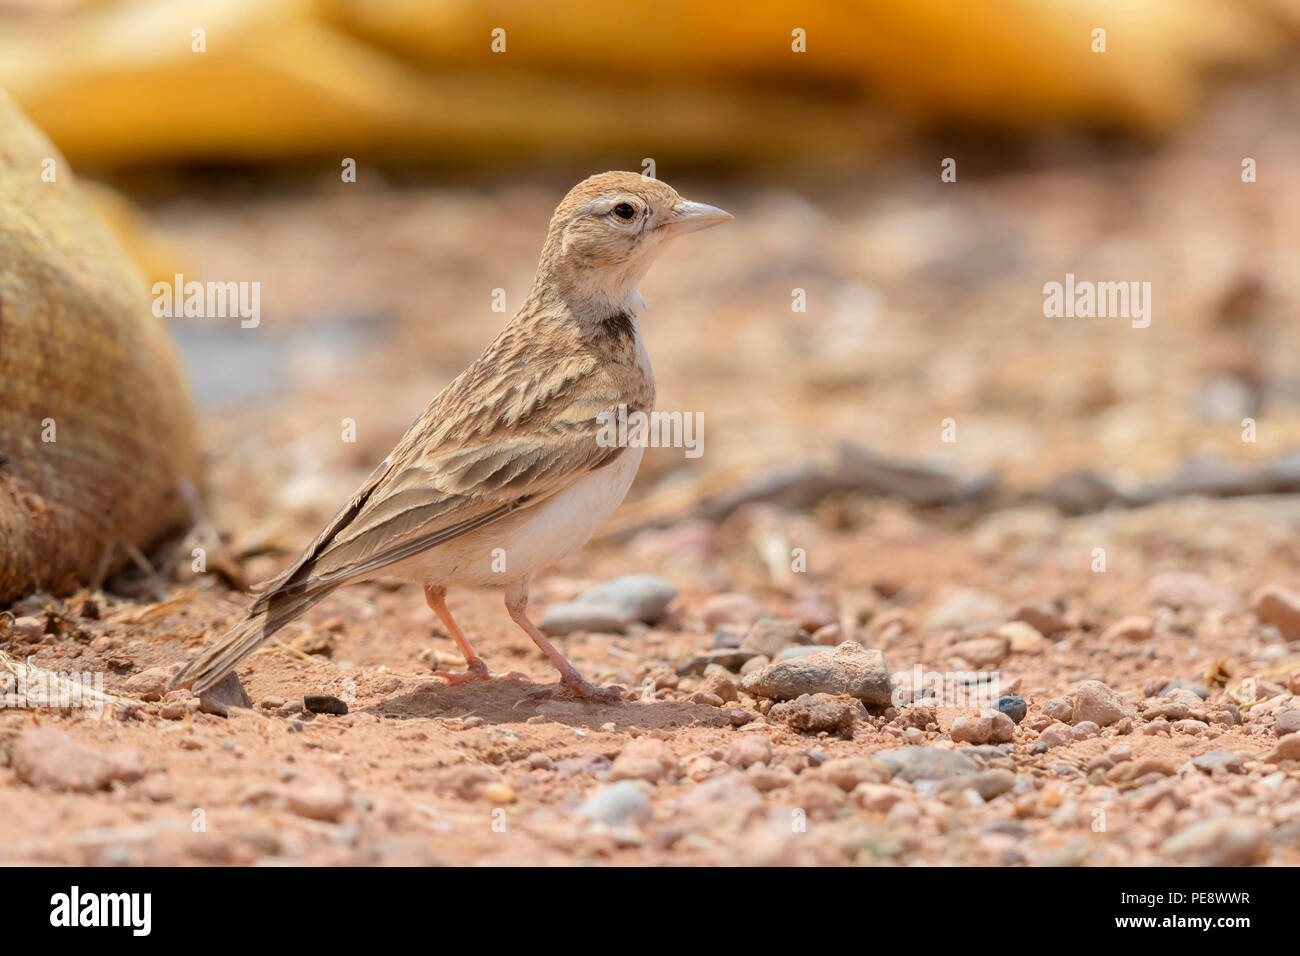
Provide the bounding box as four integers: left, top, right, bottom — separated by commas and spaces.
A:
527, 752, 553, 771
950, 715, 994, 745
10, 616, 44, 640
949, 635, 1009, 668
877, 746, 979, 782
810, 622, 843, 645
304, 695, 349, 716
1172, 719, 1208, 736
788, 591, 838, 631
539, 603, 631, 636
946, 768, 1016, 801
578, 781, 653, 826
11, 729, 143, 792
1263, 734, 1300, 764
820, 756, 890, 791
593, 573, 677, 619
740, 618, 807, 657
724, 736, 772, 769
1191, 749, 1242, 773
1145, 572, 1235, 610
702, 593, 764, 628
123, 666, 177, 701
925, 589, 1006, 633
1042, 698, 1073, 722
740, 641, 892, 705
1037, 724, 1073, 749
769, 693, 861, 735
286, 777, 350, 822
1158, 679, 1209, 699
1011, 603, 1067, 636
995, 695, 1027, 724
610, 738, 679, 784
698, 669, 739, 702
197, 671, 252, 717
1071, 720, 1100, 739
259, 696, 286, 710
1162, 817, 1266, 866
1071, 680, 1133, 726
676, 649, 759, 677
1274, 710, 1300, 737
1100, 616, 1153, 642
1250, 584, 1300, 639
997, 621, 1046, 653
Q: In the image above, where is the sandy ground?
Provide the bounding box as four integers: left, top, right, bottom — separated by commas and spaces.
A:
2, 74, 1300, 866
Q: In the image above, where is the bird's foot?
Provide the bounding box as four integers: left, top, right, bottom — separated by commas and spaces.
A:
432, 659, 527, 686
521, 677, 625, 705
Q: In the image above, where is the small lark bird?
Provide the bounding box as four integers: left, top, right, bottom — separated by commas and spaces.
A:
174, 171, 731, 700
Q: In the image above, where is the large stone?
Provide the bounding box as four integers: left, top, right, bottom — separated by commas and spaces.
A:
740, 641, 892, 705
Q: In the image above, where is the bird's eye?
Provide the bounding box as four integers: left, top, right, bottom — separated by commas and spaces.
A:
612, 202, 637, 221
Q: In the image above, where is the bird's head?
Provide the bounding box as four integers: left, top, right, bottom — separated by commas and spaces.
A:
534, 170, 732, 319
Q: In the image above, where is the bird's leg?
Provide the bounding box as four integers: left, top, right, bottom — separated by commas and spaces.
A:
504, 579, 622, 702
425, 585, 525, 685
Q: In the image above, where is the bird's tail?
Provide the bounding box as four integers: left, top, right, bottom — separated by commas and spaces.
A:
172, 587, 333, 694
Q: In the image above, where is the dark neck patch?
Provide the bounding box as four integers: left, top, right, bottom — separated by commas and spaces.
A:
599, 310, 636, 342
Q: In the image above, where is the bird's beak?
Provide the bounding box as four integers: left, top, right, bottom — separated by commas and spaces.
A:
665, 200, 734, 236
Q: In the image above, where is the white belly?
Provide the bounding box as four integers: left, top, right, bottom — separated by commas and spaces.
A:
382, 444, 645, 589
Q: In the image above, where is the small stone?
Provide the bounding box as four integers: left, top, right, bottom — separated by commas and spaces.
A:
610, 738, 679, 784
286, 777, 350, 822
1274, 710, 1300, 737
1071, 680, 1133, 726
1158, 679, 1209, 699
878, 746, 980, 782
769, 693, 859, 735
740, 618, 806, 657
11, 729, 143, 792
853, 783, 905, 812
950, 715, 994, 745
702, 593, 764, 628
1012, 604, 1067, 636
986, 710, 1016, 743
197, 671, 252, 717
527, 752, 553, 771
1162, 817, 1266, 866
724, 736, 772, 769
1037, 724, 1073, 749
788, 591, 838, 632
540, 602, 631, 636
997, 621, 1046, 653
259, 696, 286, 710
740, 641, 892, 705
578, 781, 653, 826
1100, 616, 1153, 642
1172, 719, 1208, 736
1251, 585, 1300, 639
947, 768, 1015, 801
810, 622, 843, 646
575, 574, 677, 624
994, 695, 1027, 724
925, 589, 1005, 633
1146, 572, 1235, 610
304, 694, 349, 716
1191, 749, 1242, 773
820, 756, 890, 791
949, 635, 1009, 668
1042, 697, 1073, 722
1071, 721, 1100, 739
1262, 734, 1300, 764
698, 669, 739, 703
483, 783, 516, 804
10, 616, 44, 640
676, 649, 759, 676
124, 665, 177, 701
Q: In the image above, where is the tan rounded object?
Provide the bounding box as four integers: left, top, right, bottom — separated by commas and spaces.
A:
0, 89, 199, 603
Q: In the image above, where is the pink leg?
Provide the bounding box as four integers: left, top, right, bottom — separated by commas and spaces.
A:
425, 585, 525, 685
505, 579, 621, 702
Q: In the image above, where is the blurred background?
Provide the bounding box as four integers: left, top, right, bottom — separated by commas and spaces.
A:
4, 0, 1300, 587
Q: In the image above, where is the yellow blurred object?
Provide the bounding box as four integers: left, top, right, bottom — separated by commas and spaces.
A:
0, 0, 1296, 167
0, 90, 199, 602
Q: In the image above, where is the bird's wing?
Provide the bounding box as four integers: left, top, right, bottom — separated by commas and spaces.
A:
257, 339, 649, 600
